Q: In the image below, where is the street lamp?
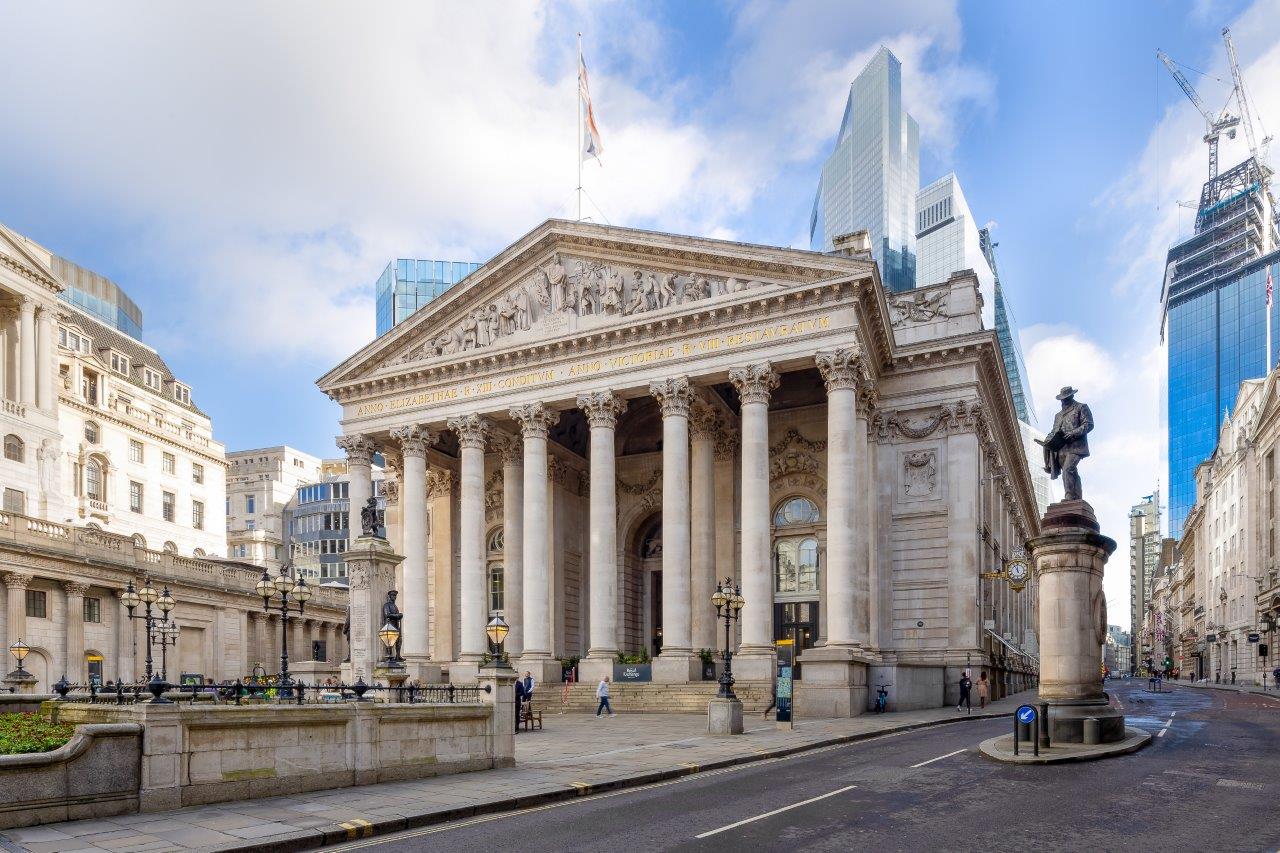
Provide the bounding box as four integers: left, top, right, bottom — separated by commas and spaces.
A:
378, 621, 401, 669
156, 620, 180, 682
8, 639, 30, 678
258, 565, 310, 696
710, 578, 744, 699
122, 576, 176, 702
485, 615, 511, 667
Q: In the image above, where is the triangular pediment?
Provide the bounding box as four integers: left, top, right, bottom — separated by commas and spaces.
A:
319, 219, 873, 393
0, 221, 63, 294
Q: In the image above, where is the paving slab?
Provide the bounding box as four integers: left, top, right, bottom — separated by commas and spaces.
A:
0, 691, 1037, 852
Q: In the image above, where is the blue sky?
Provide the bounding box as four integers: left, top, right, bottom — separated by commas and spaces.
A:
2, 0, 1278, 627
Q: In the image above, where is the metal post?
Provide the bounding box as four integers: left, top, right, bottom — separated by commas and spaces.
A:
1013, 713, 1019, 756
1039, 701, 1051, 749
1032, 714, 1040, 757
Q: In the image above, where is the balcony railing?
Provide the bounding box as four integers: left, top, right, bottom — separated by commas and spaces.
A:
0, 399, 26, 419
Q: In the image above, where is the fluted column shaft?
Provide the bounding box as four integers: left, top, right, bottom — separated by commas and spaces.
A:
449, 414, 491, 661
36, 307, 54, 412
730, 365, 779, 653
18, 299, 36, 406
116, 592, 135, 683
579, 392, 626, 661
816, 350, 859, 646
511, 403, 558, 662
63, 581, 89, 683
652, 378, 693, 659
391, 426, 431, 660
690, 403, 718, 652
497, 435, 524, 655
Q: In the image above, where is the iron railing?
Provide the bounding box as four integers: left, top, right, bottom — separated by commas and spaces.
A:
49, 678, 491, 706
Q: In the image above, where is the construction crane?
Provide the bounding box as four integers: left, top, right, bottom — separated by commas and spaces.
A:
1222, 27, 1272, 166
1156, 48, 1239, 182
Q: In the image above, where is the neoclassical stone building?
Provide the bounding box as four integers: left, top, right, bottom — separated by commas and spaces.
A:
320, 221, 1040, 711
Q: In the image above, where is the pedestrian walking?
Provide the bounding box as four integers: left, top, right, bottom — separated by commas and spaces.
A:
514, 678, 526, 734
957, 671, 972, 714
596, 675, 614, 717
976, 671, 990, 709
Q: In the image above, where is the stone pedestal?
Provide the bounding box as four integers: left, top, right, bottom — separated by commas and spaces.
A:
732, 650, 776, 683
707, 696, 743, 735
477, 665, 518, 767
375, 665, 409, 690
1030, 500, 1125, 744
578, 655, 614, 685
3, 672, 36, 694
514, 655, 563, 689
794, 646, 869, 718
345, 536, 404, 684
653, 653, 700, 683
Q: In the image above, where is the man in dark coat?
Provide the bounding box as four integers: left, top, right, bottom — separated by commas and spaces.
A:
1040, 386, 1094, 502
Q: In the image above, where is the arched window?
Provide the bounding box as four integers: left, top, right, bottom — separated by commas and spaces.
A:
162, 541, 177, 554
84, 421, 100, 444
3, 435, 24, 463
773, 496, 819, 527
487, 527, 504, 554
85, 459, 104, 502
131, 533, 147, 548
773, 537, 819, 593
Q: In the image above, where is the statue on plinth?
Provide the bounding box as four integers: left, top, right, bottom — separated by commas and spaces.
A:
359, 496, 384, 538
1037, 386, 1093, 502
382, 590, 404, 664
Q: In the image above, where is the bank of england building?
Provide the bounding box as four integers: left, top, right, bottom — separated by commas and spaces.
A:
321, 220, 1040, 713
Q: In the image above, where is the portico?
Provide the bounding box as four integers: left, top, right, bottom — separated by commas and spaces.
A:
319, 220, 1040, 713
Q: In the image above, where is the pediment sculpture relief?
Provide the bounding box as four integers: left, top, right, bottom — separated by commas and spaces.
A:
390, 253, 770, 367
888, 289, 949, 327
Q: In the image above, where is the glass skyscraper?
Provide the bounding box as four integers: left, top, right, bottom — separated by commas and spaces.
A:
1164, 156, 1279, 537
980, 227, 1035, 426
375, 257, 482, 336
810, 46, 920, 292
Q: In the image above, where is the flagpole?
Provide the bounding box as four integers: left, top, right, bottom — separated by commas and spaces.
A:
576, 32, 583, 222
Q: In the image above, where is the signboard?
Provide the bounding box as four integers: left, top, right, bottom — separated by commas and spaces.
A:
613, 663, 651, 683
775, 639, 794, 724
1017, 704, 1037, 725
1205, 633, 1218, 643
180, 673, 204, 686
1248, 633, 1261, 643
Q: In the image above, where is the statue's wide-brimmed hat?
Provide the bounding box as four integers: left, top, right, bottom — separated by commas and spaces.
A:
1055, 386, 1078, 401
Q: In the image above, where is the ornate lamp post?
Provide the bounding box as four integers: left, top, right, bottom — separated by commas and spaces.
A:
257, 565, 310, 695
710, 578, 744, 699
121, 576, 175, 701
485, 615, 511, 668
7, 639, 30, 679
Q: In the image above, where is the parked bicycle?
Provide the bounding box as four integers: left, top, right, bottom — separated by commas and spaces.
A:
874, 684, 890, 713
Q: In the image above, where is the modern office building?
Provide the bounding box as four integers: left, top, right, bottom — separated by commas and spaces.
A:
1163, 156, 1279, 537
284, 459, 384, 585
980, 227, 1035, 425
226, 446, 322, 569
916, 175, 994, 325
810, 46, 919, 292
1130, 490, 1162, 642
49, 255, 144, 340
375, 258, 483, 336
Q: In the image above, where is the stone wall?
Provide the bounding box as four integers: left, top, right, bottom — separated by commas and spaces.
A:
0, 722, 140, 829
49, 672, 514, 811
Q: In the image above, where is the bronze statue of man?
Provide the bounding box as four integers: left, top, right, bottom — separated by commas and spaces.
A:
360, 496, 383, 538
382, 590, 404, 663
1038, 386, 1094, 502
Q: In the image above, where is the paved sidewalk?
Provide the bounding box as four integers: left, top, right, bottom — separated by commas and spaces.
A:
1177, 680, 1280, 700
0, 691, 1034, 853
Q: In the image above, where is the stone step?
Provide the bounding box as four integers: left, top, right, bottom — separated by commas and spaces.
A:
530, 681, 774, 713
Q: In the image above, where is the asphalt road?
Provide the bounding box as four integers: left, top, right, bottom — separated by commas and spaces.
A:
325, 682, 1280, 853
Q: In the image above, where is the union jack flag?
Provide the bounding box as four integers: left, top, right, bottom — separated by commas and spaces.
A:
579, 52, 603, 164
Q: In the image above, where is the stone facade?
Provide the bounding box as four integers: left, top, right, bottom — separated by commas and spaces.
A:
0, 511, 346, 691
318, 220, 1041, 710
0, 722, 141, 829
226, 446, 322, 568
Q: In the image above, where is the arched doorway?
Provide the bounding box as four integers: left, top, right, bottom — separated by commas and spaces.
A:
620, 511, 663, 659
771, 496, 823, 665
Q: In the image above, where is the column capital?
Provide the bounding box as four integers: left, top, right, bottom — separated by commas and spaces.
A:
61, 580, 90, 597
492, 431, 523, 466
446, 414, 492, 450
815, 347, 867, 392
689, 398, 720, 442
390, 424, 434, 458
427, 468, 457, 499
713, 427, 738, 461
577, 390, 627, 430
510, 402, 559, 440
2, 571, 33, 591
336, 433, 378, 466
649, 376, 692, 418
728, 363, 779, 405
250, 610, 269, 623
17, 296, 35, 315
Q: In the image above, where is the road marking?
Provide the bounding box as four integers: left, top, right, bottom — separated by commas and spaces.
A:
339, 819, 373, 840
1157, 716, 1174, 738
910, 748, 966, 768
1217, 779, 1264, 790
693, 785, 858, 839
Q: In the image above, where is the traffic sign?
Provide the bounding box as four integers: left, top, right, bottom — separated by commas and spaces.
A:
1248, 633, 1260, 643
1017, 705, 1037, 724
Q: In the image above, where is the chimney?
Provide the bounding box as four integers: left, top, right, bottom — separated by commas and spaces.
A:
831, 230, 872, 260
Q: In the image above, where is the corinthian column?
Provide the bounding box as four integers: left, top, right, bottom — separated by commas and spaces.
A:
816, 349, 861, 647
336, 434, 377, 533
690, 399, 719, 654
62, 581, 89, 683
18, 298, 35, 407
577, 390, 626, 682
729, 363, 779, 681
36, 306, 54, 412
390, 425, 432, 663
494, 433, 524, 656
509, 402, 559, 684
650, 377, 697, 682
448, 414, 491, 665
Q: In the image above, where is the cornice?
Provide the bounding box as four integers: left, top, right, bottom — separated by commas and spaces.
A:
60, 395, 227, 467
0, 252, 61, 295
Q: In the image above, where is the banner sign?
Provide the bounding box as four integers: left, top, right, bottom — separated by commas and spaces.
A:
613, 663, 651, 683
776, 639, 794, 723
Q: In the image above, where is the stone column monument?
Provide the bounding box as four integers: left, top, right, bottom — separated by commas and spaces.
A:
1031, 387, 1125, 743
